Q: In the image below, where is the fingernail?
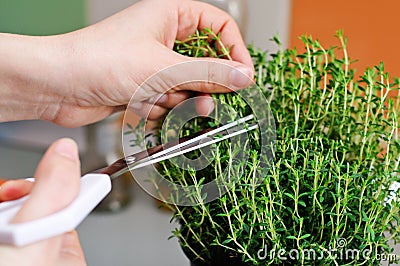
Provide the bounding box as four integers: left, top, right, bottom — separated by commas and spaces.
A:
230, 66, 254, 90
54, 138, 78, 160
129, 102, 143, 110
205, 98, 215, 116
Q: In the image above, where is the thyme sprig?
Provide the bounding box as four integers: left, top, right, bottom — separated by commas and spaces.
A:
157, 29, 400, 265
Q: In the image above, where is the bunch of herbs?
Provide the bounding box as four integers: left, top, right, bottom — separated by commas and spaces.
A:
143, 29, 400, 265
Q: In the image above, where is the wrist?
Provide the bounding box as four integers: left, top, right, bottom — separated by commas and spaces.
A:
0, 33, 71, 122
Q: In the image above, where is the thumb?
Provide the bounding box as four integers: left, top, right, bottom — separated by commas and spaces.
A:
134, 51, 254, 102
175, 57, 255, 93
12, 138, 80, 223
173, 56, 254, 93
7, 138, 81, 266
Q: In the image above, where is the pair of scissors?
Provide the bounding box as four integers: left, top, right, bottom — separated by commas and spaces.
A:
0, 115, 257, 246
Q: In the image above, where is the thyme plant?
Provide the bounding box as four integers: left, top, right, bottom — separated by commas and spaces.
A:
155, 29, 400, 265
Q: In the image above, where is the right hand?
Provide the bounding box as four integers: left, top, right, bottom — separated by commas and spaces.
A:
0, 179, 32, 202
0, 139, 86, 266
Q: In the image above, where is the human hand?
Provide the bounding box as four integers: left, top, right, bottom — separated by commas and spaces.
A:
0, 139, 86, 266
0, 0, 254, 127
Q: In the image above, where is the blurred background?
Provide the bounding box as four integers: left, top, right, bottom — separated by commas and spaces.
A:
0, 0, 398, 265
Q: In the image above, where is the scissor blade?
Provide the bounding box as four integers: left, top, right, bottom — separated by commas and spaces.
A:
99, 128, 213, 178
100, 115, 257, 179
129, 123, 258, 171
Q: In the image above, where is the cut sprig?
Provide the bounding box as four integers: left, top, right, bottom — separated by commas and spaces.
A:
174, 28, 232, 60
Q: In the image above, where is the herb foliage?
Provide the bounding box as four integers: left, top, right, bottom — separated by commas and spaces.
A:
155, 29, 400, 265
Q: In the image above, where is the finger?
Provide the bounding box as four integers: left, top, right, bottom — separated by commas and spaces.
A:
147, 91, 191, 109
0, 178, 7, 186
195, 93, 215, 117
177, 1, 253, 69
12, 138, 80, 223
58, 231, 86, 266
5, 139, 80, 265
139, 55, 254, 97
131, 92, 215, 119
129, 101, 169, 120
0, 180, 34, 202
175, 58, 254, 92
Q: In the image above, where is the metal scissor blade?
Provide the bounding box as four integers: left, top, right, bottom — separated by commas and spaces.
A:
129, 123, 258, 170
98, 128, 213, 179
100, 114, 257, 179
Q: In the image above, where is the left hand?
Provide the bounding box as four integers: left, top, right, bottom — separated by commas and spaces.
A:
0, 0, 254, 127
54, 0, 255, 125
0, 139, 86, 266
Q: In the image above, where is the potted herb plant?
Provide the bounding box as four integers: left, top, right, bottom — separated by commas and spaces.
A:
130, 29, 400, 265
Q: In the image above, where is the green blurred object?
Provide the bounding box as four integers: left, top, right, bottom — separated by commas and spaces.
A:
0, 0, 86, 35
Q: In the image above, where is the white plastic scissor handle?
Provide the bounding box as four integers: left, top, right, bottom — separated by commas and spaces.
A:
0, 173, 111, 246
